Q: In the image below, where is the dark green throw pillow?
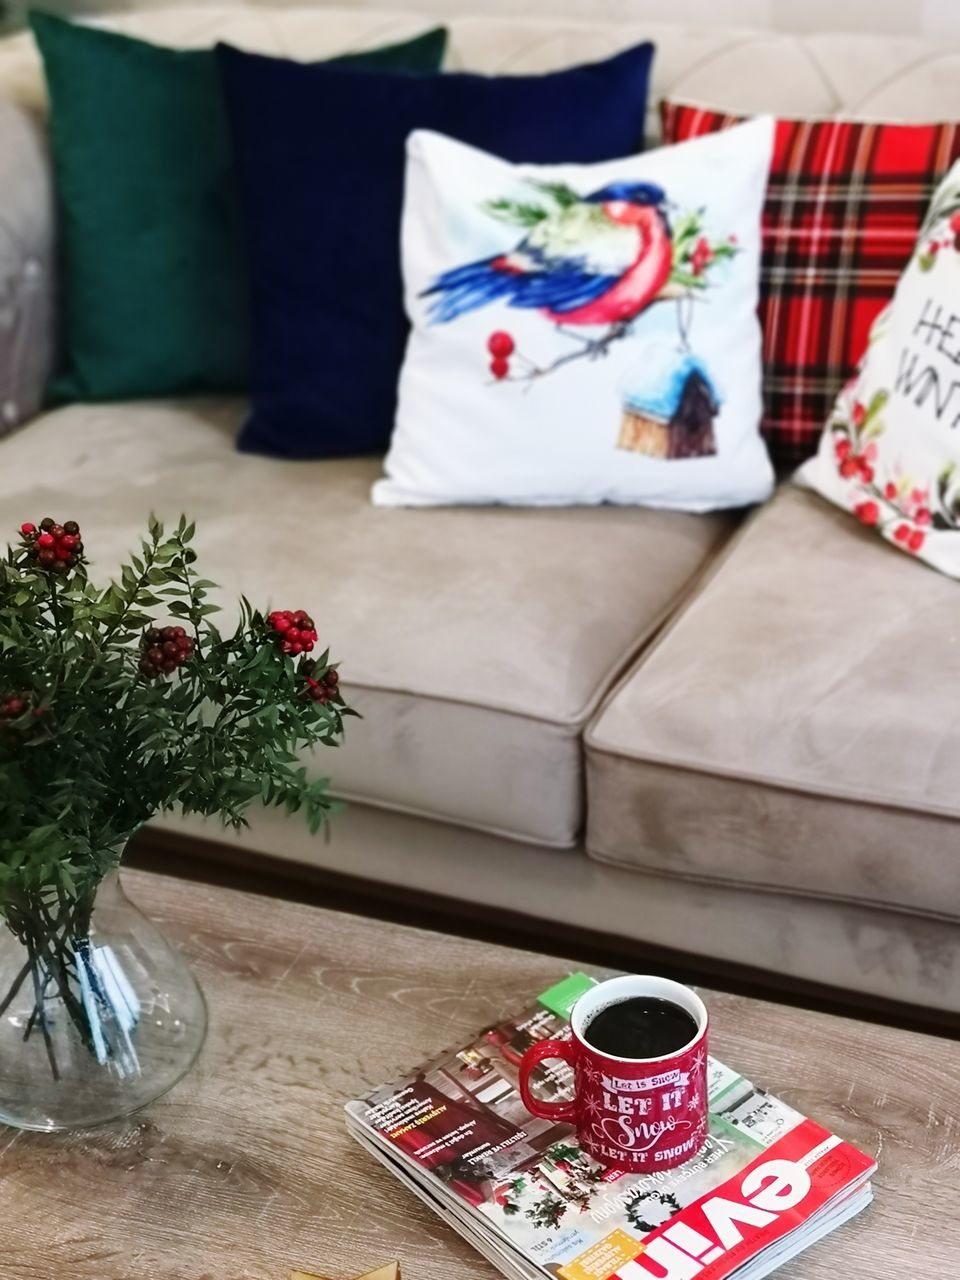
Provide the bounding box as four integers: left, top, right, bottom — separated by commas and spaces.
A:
29, 12, 447, 401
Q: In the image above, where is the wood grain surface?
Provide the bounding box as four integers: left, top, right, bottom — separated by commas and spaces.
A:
0, 869, 956, 1279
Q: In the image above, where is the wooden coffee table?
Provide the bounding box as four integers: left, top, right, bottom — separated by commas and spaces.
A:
0, 869, 955, 1277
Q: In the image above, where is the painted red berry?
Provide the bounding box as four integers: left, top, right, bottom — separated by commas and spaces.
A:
893, 523, 911, 544
859, 465, 875, 485
490, 357, 510, 380
851, 402, 866, 428
854, 501, 879, 526
908, 529, 926, 553
690, 237, 713, 276
488, 331, 515, 359
884, 482, 898, 500
834, 439, 851, 460
839, 458, 860, 479
915, 507, 932, 526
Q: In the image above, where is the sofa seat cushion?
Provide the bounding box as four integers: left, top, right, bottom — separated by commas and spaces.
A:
586, 483, 960, 921
0, 400, 733, 845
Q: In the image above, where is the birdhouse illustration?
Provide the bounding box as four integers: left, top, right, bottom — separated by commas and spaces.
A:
618, 345, 721, 460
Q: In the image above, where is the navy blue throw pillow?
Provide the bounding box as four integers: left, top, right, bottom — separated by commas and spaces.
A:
216, 42, 655, 458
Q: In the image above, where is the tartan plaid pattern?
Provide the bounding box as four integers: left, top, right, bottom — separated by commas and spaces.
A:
661, 102, 960, 468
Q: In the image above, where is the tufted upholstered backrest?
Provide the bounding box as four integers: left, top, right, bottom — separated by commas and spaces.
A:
2, 5, 960, 136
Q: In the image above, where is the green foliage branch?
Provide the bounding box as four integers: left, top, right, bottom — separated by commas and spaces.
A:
0, 515, 356, 1070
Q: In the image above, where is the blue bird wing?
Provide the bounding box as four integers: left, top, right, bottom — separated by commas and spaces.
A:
422, 202, 636, 324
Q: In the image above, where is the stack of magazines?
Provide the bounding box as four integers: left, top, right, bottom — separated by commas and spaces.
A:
346, 973, 875, 1280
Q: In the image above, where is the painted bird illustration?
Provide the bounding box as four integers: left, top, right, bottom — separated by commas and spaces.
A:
422, 181, 673, 336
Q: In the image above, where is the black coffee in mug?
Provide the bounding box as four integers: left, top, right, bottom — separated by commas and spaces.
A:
583, 996, 698, 1059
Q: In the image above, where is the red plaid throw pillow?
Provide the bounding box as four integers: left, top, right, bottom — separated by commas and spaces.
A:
661, 103, 960, 468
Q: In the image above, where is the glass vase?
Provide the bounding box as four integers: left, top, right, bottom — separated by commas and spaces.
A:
0, 871, 207, 1131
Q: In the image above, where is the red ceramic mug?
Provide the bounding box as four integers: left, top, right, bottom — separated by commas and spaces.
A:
518, 975, 708, 1173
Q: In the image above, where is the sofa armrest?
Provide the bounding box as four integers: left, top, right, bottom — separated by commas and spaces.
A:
0, 98, 55, 437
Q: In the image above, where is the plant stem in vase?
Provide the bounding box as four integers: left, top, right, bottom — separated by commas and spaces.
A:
0, 514, 357, 1129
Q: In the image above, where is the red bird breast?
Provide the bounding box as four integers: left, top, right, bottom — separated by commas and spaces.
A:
543, 205, 673, 327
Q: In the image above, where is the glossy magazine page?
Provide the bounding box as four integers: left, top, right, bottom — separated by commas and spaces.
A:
345, 978, 875, 1280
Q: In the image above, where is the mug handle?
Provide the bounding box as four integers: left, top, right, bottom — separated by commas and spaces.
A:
518, 1038, 578, 1121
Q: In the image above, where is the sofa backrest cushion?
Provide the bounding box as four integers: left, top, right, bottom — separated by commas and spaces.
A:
4, 7, 960, 128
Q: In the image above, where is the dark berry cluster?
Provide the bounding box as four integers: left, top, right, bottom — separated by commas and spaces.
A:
0, 693, 41, 727
267, 610, 318, 656
20, 518, 82, 573
299, 661, 342, 705
140, 625, 195, 678
0, 694, 27, 720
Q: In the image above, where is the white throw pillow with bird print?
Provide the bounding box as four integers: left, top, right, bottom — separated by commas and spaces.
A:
374, 119, 776, 509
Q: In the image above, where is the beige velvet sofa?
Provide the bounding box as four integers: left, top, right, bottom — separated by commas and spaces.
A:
2, 7, 959, 1019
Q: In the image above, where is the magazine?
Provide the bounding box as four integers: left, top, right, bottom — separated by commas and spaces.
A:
345, 973, 875, 1280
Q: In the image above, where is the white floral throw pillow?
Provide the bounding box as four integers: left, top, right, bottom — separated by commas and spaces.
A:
373, 120, 776, 509
799, 158, 960, 575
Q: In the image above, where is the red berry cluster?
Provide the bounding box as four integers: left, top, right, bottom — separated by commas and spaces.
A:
0, 693, 42, 729
893, 523, 926, 554
853, 500, 880, 526
853, 502, 926, 553
20, 518, 82, 573
267, 610, 318, 656
299, 660, 342, 705
487, 331, 515, 380
140, 625, 194, 678
925, 212, 960, 258
0, 693, 27, 720
689, 236, 714, 277
834, 435, 875, 484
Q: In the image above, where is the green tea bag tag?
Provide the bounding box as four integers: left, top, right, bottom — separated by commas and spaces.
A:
537, 972, 597, 1020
